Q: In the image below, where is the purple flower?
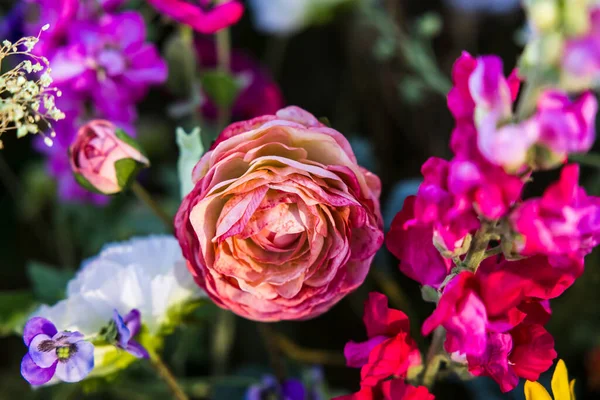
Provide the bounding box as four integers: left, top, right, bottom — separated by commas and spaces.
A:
111, 309, 149, 359
21, 317, 94, 385
49, 11, 167, 123
246, 376, 306, 400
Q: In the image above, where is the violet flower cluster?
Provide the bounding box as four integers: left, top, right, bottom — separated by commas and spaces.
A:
21, 309, 148, 386
22, 0, 167, 204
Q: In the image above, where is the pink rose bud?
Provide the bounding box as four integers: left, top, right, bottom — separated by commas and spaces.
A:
175, 106, 384, 322
70, 120, 150, 195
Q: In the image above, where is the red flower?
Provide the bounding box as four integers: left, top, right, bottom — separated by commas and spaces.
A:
147, 0, 244, 33
334, 379, 434, 400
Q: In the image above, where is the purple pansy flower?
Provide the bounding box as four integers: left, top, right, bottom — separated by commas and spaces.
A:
21, 317, 94, 385
246, 376, 306, 400
111, 309, 149, 359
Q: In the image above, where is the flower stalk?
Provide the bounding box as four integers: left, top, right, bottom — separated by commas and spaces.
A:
149, 350, 190, 400
131, 181, 173, 231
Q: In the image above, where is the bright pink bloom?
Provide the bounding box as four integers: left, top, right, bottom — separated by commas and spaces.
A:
175, 107, 383, 321
147, 0, 244, 33
195, 40, 285, 121
510, 164, 600, 259
535, 91, 598, 166
422, 272, 489, 357
413, 157, 480, 254
447, 52, 519, 125
344, 293, 421, 388
50, 12, 167, 123
447, 52, 536, 171
477, 255, 583, 317
467, 323, 557, 393
386, 196, 452, 288
69, 120, 149, 195
334, 379, 434, 400
449, 125, 526, 220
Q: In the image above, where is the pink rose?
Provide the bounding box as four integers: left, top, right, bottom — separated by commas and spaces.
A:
175, 106, 383, 321
70, 120, 149, 195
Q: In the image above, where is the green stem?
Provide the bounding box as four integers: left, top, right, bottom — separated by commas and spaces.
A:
131, 181, 173, 232
463, 228, 491, 272
422, 326, 446, 389
149, 351, 190, 400
215, 25, 232, 130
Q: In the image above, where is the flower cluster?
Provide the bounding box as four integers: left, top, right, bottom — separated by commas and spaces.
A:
0, 28, 65, 149
386, 51, 600, 393
24, 0, 167, 204
334, 292, 433, 400
30, 236, 205, 380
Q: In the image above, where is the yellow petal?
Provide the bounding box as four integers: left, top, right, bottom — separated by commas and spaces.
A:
552, 360, 571, 400
525, 380, 553, 400
570, 379, 576, 400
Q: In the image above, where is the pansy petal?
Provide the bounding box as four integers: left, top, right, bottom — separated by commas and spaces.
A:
21, 354, 57, 386
54, 341, 95, 383
23, 317, 57, 346
126, 340, 149, 359
29, 334, 58, 368
112, 309, 131, 348
281, 379, 306, 400
123, 309, 142, 337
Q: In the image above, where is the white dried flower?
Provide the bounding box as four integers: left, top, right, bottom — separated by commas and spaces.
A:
0, 31, 65, 148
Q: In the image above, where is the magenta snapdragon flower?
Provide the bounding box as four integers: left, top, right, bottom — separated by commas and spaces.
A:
147, 0, 244, 33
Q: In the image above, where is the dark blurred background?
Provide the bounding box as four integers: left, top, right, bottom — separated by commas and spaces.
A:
0, 0, 599, 399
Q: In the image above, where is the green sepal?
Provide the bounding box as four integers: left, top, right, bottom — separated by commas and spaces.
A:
318, 116, 332, 127
114, 158, 145, 190
115, 129, 148, 160
74, 172, 105, 195
199, 70, 241, 109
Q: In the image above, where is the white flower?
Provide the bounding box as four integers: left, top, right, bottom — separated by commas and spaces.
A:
248, 0, 355, 35
35, 235, 205, 336
32, 236, 205, 379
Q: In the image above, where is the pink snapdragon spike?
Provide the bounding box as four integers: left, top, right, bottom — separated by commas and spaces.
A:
535, 91, 598, 167
386, 196, 452, 288
338, 293, 433, 400
510, 164, 600, 260
147, 0, 244, 33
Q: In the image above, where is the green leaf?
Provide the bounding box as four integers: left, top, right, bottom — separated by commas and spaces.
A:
74, 172, 104, 194
114, 158, 144, 190
176, 127, 204, 199
0, 290, 37, 337
199, 70, 241, 109
27, 262, 74, 304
